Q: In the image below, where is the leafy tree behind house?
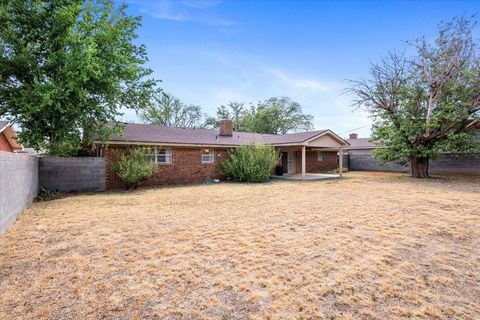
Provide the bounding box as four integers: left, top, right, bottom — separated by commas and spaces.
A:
253, 97, 314, 134
205, 97, 314, 134
0, 0, 157, 155
348, 17, 480, 178
138, 91, 204, 128
204, 102, 254, 132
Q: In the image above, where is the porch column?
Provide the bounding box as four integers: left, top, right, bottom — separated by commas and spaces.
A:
338, 147, 343, 177
301, 145, 306, 179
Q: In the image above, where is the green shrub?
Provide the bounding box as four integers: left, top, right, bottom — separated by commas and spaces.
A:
221, 144, 278, 182
112, 147, 158, 189
36, 187, 61, 201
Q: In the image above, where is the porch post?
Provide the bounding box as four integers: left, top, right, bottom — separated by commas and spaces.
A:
301, 145, 306, 179
339, 147, 343, 177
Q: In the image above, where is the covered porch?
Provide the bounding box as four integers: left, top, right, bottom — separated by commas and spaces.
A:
272, 130, 349, 179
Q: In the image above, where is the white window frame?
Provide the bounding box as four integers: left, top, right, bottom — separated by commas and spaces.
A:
201, 148, 215, 164
317, 151, 325, 162
156, 147, 172, 164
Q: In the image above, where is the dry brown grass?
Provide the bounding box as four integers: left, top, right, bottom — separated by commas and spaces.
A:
1, 172, 480, 319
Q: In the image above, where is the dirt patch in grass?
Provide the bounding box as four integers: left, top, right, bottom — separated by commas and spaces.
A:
1, 172, 479, 319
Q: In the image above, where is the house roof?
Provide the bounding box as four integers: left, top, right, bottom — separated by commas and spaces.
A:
99, 122, 347, 147
345, 137, 376, 149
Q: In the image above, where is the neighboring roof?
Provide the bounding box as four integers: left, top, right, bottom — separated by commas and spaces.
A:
345, 137, 376, 149
0, 121, 9, 133
346, 125, 480, 149
0, 120, 23, 151
99, 122, 347, 147
15, 147, 37, 155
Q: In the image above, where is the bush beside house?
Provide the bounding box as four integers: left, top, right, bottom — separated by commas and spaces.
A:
222, 144, 278, 182
112, 148, 158, 189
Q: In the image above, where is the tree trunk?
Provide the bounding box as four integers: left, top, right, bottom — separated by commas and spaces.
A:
411, 155, 430, 178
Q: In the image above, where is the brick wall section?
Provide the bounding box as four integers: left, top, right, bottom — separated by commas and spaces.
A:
0, 151, 38, 235
0, 132, 13, 152
39, 157, 105, 193
348, 149, 480, 175
294, 150, 337, 173
105, 146, 228, 189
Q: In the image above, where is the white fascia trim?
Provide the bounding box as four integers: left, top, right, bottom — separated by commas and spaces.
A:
304, 130, 350, 146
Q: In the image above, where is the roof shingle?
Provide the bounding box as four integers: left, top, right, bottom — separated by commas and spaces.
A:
104, 122, 329, 146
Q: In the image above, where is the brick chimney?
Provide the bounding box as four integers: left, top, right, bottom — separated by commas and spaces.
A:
219, 119, 233, 136
349, 133, 358, 140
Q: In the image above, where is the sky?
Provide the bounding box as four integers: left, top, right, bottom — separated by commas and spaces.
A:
120, 0, 480, 138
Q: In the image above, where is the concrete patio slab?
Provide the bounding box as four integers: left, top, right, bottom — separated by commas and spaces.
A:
271, 173, 340, 180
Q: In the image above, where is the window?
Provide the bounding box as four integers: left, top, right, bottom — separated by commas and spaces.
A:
317, 152, 325, 161
143, 147, 156, 163
157, 148, 172, 164
201, 148, 214, 163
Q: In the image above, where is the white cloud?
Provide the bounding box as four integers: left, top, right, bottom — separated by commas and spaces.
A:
128, 0, 236, 27
181, 0, 222, 9
264, 68, 330, 93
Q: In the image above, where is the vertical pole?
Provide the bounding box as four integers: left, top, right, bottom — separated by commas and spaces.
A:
339, 148, 343, 177
302, 145, 306, 179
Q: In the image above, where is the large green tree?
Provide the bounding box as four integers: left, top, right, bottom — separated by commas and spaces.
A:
0, 0, 156, 155
253, 97, 314, 134
349, 17, 480, 178
138, 91, 203, 128
204, 101, 254, 132
205, 97, 314, 134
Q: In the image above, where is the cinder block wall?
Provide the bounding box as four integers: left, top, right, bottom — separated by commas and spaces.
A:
348, 149, 480, 175
0, 151, 38, 235
39, 157, 105, 193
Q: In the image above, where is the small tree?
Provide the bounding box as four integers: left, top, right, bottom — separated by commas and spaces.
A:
348, 17, 480, 178
112, 148, 158, 189
221, 144, 278, 182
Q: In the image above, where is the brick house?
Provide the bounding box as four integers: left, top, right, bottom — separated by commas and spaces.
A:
0, 121, 23, 153
95, 120, 349, 189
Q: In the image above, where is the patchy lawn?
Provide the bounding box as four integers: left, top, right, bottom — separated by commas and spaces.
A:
1, 172, 479, 319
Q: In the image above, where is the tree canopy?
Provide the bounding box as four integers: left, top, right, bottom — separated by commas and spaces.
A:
348, 16, 480, 178
205, 97, 314, 134
0, 0, 156, 155
138, 91, 203, 128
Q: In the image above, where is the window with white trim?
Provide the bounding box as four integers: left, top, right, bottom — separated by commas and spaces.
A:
157, 147, 172, 164
317, 151, 325, 161
201, 148, 214, 163
143, 147, 156, 163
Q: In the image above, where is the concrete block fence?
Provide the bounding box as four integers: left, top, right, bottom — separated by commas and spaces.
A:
0, 151, 38, 235
348, 149, 480, 175
39, 157, 105, 193
1, 155, 106, 235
